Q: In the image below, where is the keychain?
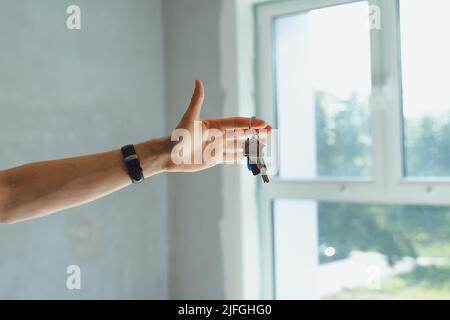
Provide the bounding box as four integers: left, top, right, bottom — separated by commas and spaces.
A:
244, 117, 269, 183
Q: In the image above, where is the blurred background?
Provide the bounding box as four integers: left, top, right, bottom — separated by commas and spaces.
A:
1, 0, 450, 300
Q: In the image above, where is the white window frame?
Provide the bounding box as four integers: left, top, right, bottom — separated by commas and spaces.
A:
255, 0, 450, 299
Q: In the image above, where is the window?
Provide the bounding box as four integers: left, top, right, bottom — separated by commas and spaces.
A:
275, 2, 372, 179
274, 200, 450, 299
400, 0, 450, 177
256, 0, 450, 299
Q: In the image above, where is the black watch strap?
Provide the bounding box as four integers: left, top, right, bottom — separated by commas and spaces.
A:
121, 144, 144, 184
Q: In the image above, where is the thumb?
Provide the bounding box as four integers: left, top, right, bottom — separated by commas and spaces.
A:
183, 80, 205, 120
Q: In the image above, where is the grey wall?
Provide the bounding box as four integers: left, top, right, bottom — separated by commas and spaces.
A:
162, 0, 226, 299
0, 0, 229, 300
0, 0, 168, 299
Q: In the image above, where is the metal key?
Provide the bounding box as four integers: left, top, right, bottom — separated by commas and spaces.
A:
256, 139, 270, 183
257, 153, 270, 183
244, 135, 270, 183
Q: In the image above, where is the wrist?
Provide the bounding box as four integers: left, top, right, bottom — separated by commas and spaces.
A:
134, 137, 173, 178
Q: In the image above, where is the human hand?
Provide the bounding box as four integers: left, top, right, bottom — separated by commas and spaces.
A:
166, 80, 272, 172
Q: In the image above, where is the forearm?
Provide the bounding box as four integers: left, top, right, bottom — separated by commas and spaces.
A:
0, 80, 270, 224
0, 137, 171, 224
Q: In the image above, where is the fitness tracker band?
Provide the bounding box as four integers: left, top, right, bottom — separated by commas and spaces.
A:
121, 144, 144, 183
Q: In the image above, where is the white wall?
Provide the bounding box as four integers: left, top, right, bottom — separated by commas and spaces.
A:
162, 0, 227, 299
162, 0, 274, 300
0, 0, 168, 299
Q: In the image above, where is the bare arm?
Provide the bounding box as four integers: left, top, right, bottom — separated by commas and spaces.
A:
0, 80, 271, 224
0, 137, 171, 224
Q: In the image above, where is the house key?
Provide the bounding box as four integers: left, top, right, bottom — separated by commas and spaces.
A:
244, 117, 270, 183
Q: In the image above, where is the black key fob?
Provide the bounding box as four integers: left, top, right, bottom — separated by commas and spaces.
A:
247, 158, 261, 176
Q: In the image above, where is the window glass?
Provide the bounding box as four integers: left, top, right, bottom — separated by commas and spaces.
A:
400, 0, 450, 176
274, 200, 450, 299
274, 2, 372, 179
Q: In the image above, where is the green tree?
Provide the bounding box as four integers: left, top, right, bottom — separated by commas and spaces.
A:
315, 90, 450, 266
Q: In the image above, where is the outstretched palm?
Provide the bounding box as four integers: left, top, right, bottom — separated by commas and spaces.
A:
167, 80, 271, 172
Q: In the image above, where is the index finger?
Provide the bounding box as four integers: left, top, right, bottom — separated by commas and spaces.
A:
205, 117, 268, 130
